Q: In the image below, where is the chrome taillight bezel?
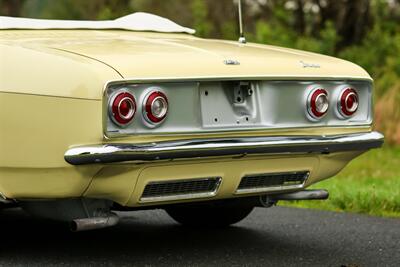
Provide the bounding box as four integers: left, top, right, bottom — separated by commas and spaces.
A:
306, 87, 329, 121
337, 87, 359, 119
142, 90, 169, 127
108, 90, 137, 127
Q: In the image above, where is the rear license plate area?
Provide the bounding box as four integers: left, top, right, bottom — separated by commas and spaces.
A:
200, 81, 261, 128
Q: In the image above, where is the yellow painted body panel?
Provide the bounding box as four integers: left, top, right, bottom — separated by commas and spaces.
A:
83, 151, 363, 206
126, 152, 361, 206
0, 29, 374, 206
0, 41, 121, 99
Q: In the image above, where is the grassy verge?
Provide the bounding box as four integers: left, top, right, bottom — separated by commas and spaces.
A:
279, 146, 400, 217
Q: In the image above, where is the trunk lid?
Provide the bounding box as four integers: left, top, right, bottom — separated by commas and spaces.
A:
42, 30, 370, 80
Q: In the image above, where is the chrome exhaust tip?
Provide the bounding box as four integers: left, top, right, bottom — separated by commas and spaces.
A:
70, 213, 119, 232
258, 189, 329, 207
270, 189, 329, 201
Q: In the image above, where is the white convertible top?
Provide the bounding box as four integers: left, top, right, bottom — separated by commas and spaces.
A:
0, 12, 195, 34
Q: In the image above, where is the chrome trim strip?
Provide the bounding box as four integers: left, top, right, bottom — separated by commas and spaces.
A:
106, 124, 373, 139
235, 171, 310, 195
139, 177, 222, 203
65, 131, 384, 165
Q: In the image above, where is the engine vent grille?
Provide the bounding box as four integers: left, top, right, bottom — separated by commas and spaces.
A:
140, 177, 222, 203
236, 171, 309, 194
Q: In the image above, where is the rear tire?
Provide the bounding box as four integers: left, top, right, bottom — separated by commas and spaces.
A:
165, 200, 254, 227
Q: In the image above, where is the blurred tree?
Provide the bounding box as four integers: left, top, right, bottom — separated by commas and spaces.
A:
190, 0, 212, 37
0, 0, 26, 16
315, 0, 372, 49
9, 0, 133, 20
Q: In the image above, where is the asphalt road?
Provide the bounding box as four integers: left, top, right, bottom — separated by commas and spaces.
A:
0, 206, 399, 267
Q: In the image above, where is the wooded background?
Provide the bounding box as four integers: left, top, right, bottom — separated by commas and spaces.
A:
1, 0, 399, 144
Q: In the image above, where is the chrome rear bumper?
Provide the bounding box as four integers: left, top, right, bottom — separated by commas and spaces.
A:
64, 131, 384, 165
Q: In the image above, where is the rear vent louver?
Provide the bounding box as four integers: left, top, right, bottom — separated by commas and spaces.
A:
237, 171, 309, 194
140, 177, 221, 203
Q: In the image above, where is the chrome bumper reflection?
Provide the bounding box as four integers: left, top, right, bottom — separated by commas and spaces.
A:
65, 131, 384, 165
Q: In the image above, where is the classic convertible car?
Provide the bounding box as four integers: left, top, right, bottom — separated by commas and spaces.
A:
0, 12, 383, 231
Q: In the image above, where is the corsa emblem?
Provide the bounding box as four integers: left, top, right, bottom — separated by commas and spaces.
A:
300, 60, 321, 68
224, 59, 240, 65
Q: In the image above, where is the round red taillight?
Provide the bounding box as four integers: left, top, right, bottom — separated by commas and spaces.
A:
307, 88, 329, 120
143, 91, 168, 124
339, 88, 359, 118
109, 91, 136, 126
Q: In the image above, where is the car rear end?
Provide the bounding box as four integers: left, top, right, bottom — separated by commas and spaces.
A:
65, 77, 382, 207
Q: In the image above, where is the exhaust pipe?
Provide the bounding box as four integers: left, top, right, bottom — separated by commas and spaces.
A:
70, 213, 119, 232
270, 189, 329, 201
0, 192, 13, 204
259, 189, 329, 207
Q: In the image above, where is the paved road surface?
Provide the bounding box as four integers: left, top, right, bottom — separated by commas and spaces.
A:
0, 207, 399, 266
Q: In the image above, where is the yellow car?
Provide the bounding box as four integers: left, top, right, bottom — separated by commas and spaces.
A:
0, 13, 383, 231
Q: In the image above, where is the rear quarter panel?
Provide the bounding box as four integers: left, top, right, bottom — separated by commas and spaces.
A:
0, 43, 120, 198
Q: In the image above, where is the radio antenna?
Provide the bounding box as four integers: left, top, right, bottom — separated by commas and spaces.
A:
238, 0, 246, 44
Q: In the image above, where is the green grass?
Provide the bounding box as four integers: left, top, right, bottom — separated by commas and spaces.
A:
280, 146, 400, 217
